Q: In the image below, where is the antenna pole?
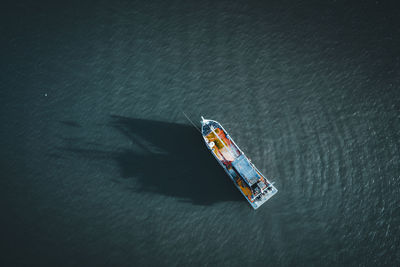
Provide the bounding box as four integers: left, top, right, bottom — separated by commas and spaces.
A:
182, 111, 202, 134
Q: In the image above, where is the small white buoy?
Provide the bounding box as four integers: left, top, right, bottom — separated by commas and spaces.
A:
44, 93, 47, 96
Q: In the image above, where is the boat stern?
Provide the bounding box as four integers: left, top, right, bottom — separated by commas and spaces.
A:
250, 185, 278, 209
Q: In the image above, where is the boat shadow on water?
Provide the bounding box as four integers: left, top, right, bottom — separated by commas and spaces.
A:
63, 115, 243, 206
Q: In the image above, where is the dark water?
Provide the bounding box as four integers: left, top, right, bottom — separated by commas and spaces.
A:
1, 0, 400, 266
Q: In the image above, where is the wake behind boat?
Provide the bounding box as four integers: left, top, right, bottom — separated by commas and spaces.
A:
201, 116, 277, 209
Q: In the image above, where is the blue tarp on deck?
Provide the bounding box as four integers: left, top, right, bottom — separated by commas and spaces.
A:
232, 154, 260, 186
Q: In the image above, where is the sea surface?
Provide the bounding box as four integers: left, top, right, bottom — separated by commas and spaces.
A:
1, 0, 400, 266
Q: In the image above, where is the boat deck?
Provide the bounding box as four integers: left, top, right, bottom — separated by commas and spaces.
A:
201, 118, 278, 209
204, 127, 239, 163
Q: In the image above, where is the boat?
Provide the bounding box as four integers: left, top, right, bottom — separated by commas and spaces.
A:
201, 116, 277, 209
